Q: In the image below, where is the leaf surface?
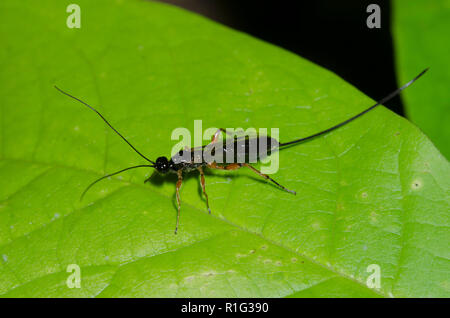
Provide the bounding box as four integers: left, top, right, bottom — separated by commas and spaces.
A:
0, 0, 449, 297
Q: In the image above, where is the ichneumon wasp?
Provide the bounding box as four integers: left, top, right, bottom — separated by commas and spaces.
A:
55, 68, 428, 234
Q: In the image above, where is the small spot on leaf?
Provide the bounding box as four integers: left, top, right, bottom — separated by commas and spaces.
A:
411, 179, 423, 190
370, 211, 378, 223
184, 276, 195, 282
312, 222, 321, 230
202, 271, 216, 277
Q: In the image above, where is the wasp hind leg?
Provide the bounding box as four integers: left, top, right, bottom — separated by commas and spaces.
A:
242, 163, 296, 195
208, 162, 294, 194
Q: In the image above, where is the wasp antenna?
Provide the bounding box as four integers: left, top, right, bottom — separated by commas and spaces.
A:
279, 68, 429, 147
80, 164, 154, 201
55, 85, 155, 164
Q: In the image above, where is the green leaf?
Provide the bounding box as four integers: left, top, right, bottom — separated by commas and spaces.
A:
0, 0, 449, 298
393, 0, 450, 159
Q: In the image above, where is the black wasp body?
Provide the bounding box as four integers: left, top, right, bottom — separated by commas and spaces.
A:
156, 133, 279, 173
55, 68, 427, 234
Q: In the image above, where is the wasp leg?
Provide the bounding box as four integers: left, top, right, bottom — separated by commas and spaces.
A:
208, 162, 295, 194
175, 170, 183, 234
198, 166, 211, 214
242, 163, 296, 195
208, 162, 242, 170
211, 128, 231, 143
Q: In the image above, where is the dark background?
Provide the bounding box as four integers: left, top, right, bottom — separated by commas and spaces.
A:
159, 0, 403, 115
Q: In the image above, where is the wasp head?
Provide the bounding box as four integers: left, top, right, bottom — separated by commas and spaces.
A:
154, 156, 173, 173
